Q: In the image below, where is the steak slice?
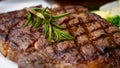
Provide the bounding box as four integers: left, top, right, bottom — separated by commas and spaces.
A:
0, 5, 120, 68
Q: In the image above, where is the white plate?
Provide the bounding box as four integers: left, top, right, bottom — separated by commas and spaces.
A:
0, 0, 52, 68
0, 0, 53, 13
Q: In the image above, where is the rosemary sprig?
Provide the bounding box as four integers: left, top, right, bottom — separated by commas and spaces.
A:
23, 7, 74, 42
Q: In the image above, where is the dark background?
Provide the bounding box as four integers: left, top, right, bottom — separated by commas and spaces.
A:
46, 0, 115, 10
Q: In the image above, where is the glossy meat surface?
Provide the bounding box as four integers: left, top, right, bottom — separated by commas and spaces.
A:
0, 5, 120, 68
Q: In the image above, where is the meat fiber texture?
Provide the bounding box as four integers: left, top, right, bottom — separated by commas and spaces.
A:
0, 5, 120, 68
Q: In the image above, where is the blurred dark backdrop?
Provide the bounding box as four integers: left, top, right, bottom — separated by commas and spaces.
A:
46, 0, 115, 10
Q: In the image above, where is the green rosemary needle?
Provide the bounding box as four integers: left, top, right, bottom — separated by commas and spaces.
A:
23, 7, 74, 42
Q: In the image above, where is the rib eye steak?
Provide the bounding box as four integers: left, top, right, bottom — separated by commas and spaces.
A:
0, 5, 120, 68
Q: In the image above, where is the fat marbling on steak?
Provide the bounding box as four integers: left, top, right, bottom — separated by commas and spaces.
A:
0, 5, 120, 68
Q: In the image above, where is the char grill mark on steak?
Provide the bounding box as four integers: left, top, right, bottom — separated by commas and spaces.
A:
55, 6, 119, 60
92, 14, 120, 47
52, 6, 100, 62
0, 10, 27, 57
0, 6, 43, 60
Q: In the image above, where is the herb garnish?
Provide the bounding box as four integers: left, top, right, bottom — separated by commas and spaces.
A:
107, 15, 120, 27
23, 7, 74, 42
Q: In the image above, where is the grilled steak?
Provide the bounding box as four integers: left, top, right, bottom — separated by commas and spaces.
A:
0, 5, 120, 68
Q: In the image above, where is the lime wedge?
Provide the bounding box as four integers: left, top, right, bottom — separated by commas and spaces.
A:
92, 11, 110, 19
